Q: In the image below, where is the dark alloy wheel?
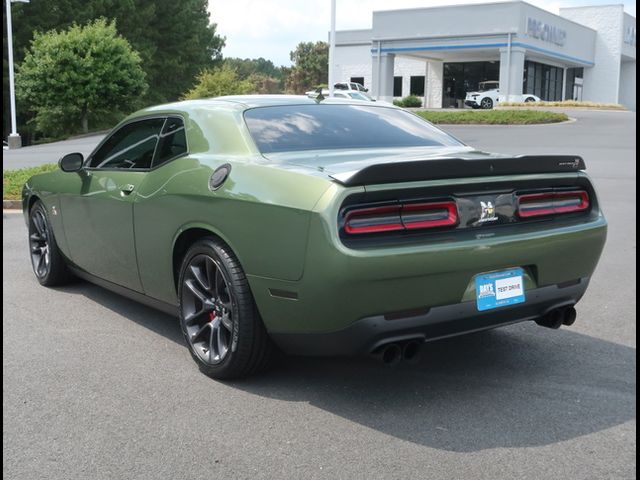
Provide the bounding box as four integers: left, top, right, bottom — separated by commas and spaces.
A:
29, 208, 51, 280
181, 254, 235, 365
28, 201, 74, 286
480, 97, 493, 109
524, 97, 536, 103
178, 238, 275, 379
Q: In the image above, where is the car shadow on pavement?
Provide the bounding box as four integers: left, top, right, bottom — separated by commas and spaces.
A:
56, 281, 186, 345
61, 281, 636, 453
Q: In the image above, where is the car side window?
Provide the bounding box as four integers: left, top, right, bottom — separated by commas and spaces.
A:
153, 117, 188, 168
88, 118, 165, 169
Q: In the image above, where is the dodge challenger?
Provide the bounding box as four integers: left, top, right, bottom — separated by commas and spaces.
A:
22, 96, 607, 379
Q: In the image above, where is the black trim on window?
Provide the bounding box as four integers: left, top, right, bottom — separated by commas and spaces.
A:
83, 114, 190, 172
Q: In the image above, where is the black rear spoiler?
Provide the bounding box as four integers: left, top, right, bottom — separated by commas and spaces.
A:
329, 155, 586, 187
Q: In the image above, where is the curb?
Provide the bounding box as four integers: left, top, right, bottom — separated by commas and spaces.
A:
3, 200, 22, 210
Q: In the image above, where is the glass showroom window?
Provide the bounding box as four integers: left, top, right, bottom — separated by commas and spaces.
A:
524, 61, 564, 101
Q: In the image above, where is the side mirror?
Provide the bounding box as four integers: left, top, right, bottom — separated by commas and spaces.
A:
59, 152, 84, 172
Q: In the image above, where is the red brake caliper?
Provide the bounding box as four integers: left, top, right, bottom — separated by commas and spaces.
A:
209, 312, 216, 322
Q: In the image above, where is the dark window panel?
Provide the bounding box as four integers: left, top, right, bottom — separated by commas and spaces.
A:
393, 76, 403, 97
410, 76, 425, 96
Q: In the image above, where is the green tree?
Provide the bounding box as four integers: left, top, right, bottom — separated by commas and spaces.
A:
224, 57, 284, 80
223, 57, 286, 94
16, 19, 147, 135
3, 0, 224, 140
144, 0, 225, 102
285, 41, 328, 93
248, 74, 282, 94
182, 64, 253, 99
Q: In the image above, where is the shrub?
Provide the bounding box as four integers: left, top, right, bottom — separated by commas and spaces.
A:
182, 64, 254, 99
500, 100, 626, 110
401, 96, 423, 108
416, 110, 569, 125
16, 19, 147, 136
3, 164, 58, 200
393, 96, 423, 108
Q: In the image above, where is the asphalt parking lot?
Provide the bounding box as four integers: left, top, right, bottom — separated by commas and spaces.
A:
3, 109, 636, 480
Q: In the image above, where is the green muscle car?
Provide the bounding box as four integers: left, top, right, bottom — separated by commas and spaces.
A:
22, 96, 607, 379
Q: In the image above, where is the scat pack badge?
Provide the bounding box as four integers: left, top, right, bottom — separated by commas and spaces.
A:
478, 201, 498, 223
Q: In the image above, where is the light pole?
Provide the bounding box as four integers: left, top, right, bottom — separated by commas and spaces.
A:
328, 0, 336, 97
5, 0, 29, 149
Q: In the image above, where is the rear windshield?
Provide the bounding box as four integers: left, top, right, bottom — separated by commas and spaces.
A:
244, 104, 462, 153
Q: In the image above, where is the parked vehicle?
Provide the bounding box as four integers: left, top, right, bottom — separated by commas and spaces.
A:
465, 81, 540, 109
23, 96, 607, 379
307, 89, 374, 102
334, 81, 368, 93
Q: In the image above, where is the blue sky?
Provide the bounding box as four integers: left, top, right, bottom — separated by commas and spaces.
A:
208, 0, 636, 66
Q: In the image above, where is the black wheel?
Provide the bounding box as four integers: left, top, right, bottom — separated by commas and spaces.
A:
178, 238, 275, 379
524, 97, 535, 103
480, 97, 493, 109
28, 200, 74, 286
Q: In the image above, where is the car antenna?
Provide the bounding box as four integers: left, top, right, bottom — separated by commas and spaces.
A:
314, 87, 325, 104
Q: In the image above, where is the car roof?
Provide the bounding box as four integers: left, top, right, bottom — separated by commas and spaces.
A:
131, 95, 393, 118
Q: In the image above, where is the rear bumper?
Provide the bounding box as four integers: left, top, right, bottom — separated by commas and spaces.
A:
271, 277, 589, 356
250, 212, 606, 334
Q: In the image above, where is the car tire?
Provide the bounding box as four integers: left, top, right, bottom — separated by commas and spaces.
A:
28, 200, 74, 286
480, 97, 493, 109
524, 97, 535, 103
178, 237, 275, 379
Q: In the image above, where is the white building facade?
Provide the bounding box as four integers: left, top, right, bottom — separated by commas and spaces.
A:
333, 2, 636, 110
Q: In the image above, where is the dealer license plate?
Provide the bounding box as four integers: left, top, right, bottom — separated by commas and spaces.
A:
475, 268, 525, 311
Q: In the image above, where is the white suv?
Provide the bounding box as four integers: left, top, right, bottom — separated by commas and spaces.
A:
334, 82, 368, 93
306, 82, 374, 100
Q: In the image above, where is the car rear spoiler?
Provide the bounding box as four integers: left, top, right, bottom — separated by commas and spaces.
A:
329, 155, 586, 187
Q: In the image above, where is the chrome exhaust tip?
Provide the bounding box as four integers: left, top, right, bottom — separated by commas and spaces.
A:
402, 340, 423, 364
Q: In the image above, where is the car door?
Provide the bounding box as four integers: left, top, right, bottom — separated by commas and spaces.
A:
60, 117, 165, 292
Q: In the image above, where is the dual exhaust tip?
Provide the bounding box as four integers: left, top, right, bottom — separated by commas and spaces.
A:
373, 340, 422, 367
373, 306, 577, 365
536, 306, 577, 329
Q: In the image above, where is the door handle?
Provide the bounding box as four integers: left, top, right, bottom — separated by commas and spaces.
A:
121, 184, 135, 195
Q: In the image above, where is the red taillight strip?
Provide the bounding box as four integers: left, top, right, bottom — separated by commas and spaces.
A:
344, 205, 403, 234
517, 190, 590, 218
402, 201, 459, 229
344, 201, 458, 235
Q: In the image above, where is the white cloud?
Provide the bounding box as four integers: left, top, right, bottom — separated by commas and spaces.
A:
208, 0, 636, 65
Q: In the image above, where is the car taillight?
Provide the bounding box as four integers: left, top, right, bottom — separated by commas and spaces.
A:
344, 205, 403, 234
517, 190, 590, 218
344, 201, 458, 235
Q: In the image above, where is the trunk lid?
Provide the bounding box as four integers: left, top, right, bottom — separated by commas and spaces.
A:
262, 146, 586, 186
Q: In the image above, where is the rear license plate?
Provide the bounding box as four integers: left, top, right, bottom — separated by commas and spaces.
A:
475, 268, 525, 311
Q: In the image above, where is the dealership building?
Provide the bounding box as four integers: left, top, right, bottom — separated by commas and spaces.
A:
333, 2, 636, 110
